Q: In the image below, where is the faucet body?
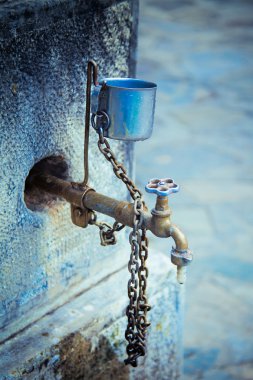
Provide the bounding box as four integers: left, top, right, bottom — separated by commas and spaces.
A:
33, 174, 192, 283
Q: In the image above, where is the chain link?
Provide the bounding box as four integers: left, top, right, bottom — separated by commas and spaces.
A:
97, 124, 151, 367
98, 129, 143, 201
89, 216, 125, 246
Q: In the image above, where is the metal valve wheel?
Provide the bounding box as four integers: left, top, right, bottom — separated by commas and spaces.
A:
145, 178, 179, 197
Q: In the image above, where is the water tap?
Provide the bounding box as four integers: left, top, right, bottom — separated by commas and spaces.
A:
145, 178, 193, 284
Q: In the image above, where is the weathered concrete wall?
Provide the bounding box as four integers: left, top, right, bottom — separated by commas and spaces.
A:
0, 0, 182, 378
0, 0, 136, 340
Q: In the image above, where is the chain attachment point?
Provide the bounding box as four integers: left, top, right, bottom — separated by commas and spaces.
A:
91, 111, 110, 133
89, 213, 125, 246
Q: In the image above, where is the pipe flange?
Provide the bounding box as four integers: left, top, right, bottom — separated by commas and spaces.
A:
171, 247, 193, 267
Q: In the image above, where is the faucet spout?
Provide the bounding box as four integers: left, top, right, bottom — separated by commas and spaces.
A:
169, 224, 192, 284
143, 194, 193, 284
170, 224, 188, 251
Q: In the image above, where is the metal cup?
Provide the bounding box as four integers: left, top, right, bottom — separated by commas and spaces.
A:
91, 78, 157, 141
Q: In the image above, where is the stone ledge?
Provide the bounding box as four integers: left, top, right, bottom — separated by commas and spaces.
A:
0, 0, 128, 41
0, 251, 180, 378
0, 245, 130, 344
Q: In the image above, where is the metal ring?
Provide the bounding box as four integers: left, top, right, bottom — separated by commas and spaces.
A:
91, 111, 110, 131
81, 187, 95, 209
88, 211, 97, 225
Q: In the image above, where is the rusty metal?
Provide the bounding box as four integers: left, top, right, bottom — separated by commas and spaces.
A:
83, 60, 98, 186
97, 221, 117, 246
31, 174, 95, 228
96, 130, 150, 366
32, 173, 190, 251
32, 173, 190, 249
89, 219, 124, 246
124, 196, 150, 367
84, 187, 192, 272
32, 174, 86, 206
84, 191, 135, 225
145, 178, 192, 283
97, 130, 143, 201
170, 246, 192, 267
70, 204, 93, 228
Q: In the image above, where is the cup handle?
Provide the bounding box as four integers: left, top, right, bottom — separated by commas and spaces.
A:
91, 85, 101, 114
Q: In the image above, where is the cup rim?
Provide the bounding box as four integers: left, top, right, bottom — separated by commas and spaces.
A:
99, 78, 157, 90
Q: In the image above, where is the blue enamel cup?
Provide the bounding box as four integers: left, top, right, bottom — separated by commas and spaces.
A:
91, 78, 157, 141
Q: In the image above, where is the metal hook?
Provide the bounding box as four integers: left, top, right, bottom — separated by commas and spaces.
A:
83, 60, 99, 186
88, 59, 98, 86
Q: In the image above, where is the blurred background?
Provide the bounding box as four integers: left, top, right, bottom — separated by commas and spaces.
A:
136, 1, 253, 379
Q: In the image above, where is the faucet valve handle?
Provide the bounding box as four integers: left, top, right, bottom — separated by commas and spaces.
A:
145, 178, 179, 197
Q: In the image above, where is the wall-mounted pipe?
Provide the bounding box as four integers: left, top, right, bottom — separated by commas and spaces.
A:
32, 173, 192, 284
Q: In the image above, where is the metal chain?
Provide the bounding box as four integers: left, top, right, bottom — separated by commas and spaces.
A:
97, 126, 151, 367
97, 129, 143, 201
89, 212, 125, 246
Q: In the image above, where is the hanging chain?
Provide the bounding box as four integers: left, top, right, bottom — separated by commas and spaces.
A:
89, 212, 125, 246
85, 61, 150, 364
96, 126, 151, 367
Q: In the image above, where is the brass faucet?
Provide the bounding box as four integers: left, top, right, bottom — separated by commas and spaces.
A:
32, 173, 192, 284
147, 198, 192, 284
